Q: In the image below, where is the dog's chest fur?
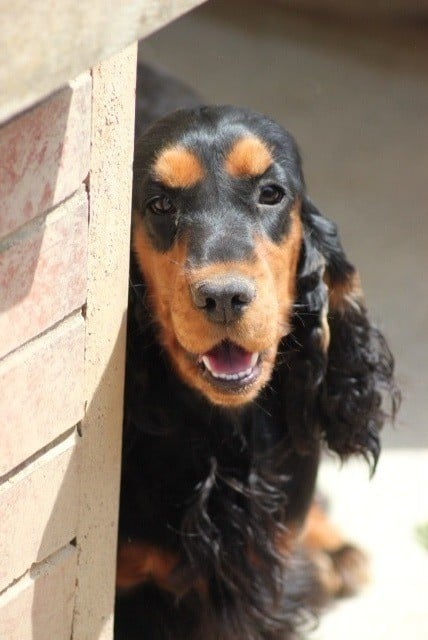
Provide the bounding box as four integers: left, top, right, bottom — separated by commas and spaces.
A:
120, 265, 318, 551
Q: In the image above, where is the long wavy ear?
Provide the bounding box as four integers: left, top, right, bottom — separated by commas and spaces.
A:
299, 197, 399, 470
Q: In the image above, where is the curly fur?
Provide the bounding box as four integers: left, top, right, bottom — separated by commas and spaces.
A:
300, 198, 399, 468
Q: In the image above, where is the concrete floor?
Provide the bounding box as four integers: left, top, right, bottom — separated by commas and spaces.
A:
139, 1, 428, 636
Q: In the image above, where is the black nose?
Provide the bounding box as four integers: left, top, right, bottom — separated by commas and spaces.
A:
191, 276, 256, 323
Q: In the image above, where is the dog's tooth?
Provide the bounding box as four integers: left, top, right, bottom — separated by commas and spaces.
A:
202, 356, 213, 373
212, 371, 229, 380
206, 365, 257, 382
250, 352, 259, 368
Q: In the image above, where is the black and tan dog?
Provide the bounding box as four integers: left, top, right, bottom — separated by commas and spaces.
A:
115, 103, 398, 639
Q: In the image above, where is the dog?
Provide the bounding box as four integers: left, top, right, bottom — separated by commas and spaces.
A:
114, 97, 398, 639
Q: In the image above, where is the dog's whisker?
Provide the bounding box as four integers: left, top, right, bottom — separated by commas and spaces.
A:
165, 257, 185, 268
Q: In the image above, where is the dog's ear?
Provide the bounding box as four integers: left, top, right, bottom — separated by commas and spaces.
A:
297, 197, 399, 469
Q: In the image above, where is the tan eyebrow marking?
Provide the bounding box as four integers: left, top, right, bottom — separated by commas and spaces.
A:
225, 135, 273, 178
153, 145, 205, 188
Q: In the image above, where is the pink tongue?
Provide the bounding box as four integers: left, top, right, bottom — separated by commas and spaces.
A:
205, 342, 254, 375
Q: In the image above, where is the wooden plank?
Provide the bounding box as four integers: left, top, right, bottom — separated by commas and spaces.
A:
0, 73, 91, 238
0, 0, 206, 124
71, 45, 136, 640
0, 188, 88, 359
0, 434, 80, 592
0, 545, 77, 640
0, 314, 85, 476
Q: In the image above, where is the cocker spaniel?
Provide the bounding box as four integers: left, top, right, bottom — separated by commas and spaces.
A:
115, 100, 398, 640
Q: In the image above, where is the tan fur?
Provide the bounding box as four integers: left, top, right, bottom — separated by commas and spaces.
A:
309, 543, 370, 598
276, 500, 344, 558
300, 502, 345, 552
116, 541, 179, 590
320, 305, 331, 352
326, 271, 364, 313
225, 136, 273, 178
154, 145, 205, 188
133, 206, 303, 407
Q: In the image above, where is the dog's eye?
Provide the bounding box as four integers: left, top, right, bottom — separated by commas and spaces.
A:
259, 185, 284, 205
149, 196, 176, 215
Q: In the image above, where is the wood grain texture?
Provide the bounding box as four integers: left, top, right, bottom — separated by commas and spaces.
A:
0, 0, 206, 124
71, 45, 136, 640
0, 314, 85, 476
0, 434, 80, 592
0, 545, 77, 640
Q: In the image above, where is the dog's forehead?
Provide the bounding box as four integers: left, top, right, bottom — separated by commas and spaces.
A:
153, 135, 275, 189
140, 106, 300, 180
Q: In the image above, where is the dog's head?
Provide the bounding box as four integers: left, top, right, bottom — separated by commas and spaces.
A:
133, 106, 307, 406
133, 106, 397, 460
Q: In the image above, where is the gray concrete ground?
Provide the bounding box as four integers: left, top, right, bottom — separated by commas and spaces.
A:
138, 0, 428, 635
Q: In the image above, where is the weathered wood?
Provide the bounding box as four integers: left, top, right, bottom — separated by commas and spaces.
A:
0, 545, 77, 640
0, 434, 80, 592
0, 314, 85, 476
0, 0, 206, 124
0, 73, 91, 238
0, 188, 88, 359
71, 44, 136, 640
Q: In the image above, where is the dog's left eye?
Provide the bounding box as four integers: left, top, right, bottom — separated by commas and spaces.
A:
258, 185, 284, 205
149, 196, 176, 215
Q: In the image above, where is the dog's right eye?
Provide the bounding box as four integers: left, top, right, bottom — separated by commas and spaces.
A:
148, 196, 176, 215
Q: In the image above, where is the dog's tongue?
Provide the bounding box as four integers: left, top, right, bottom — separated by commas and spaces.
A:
202, 341, 256, 375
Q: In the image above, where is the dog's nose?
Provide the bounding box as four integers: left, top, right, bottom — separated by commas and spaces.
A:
191, 276, 256, 323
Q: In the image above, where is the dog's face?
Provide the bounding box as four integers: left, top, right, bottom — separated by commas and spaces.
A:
132, 107, 307, 406
132, 107, 308, 406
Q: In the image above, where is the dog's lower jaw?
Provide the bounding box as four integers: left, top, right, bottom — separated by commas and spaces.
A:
169, 339, 278, 407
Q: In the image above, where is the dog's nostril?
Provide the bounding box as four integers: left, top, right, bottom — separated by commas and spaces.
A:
231, 293, 251, 308
205, 297, 216, 311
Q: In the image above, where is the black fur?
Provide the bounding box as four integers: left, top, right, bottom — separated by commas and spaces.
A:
300, 198, 399, 469
115, 103, 398, 639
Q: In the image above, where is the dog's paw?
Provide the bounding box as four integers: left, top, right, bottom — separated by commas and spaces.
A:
311, 543, 370, 599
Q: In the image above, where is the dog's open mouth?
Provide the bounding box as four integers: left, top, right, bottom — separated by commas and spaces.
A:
198, 340, 261, 391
